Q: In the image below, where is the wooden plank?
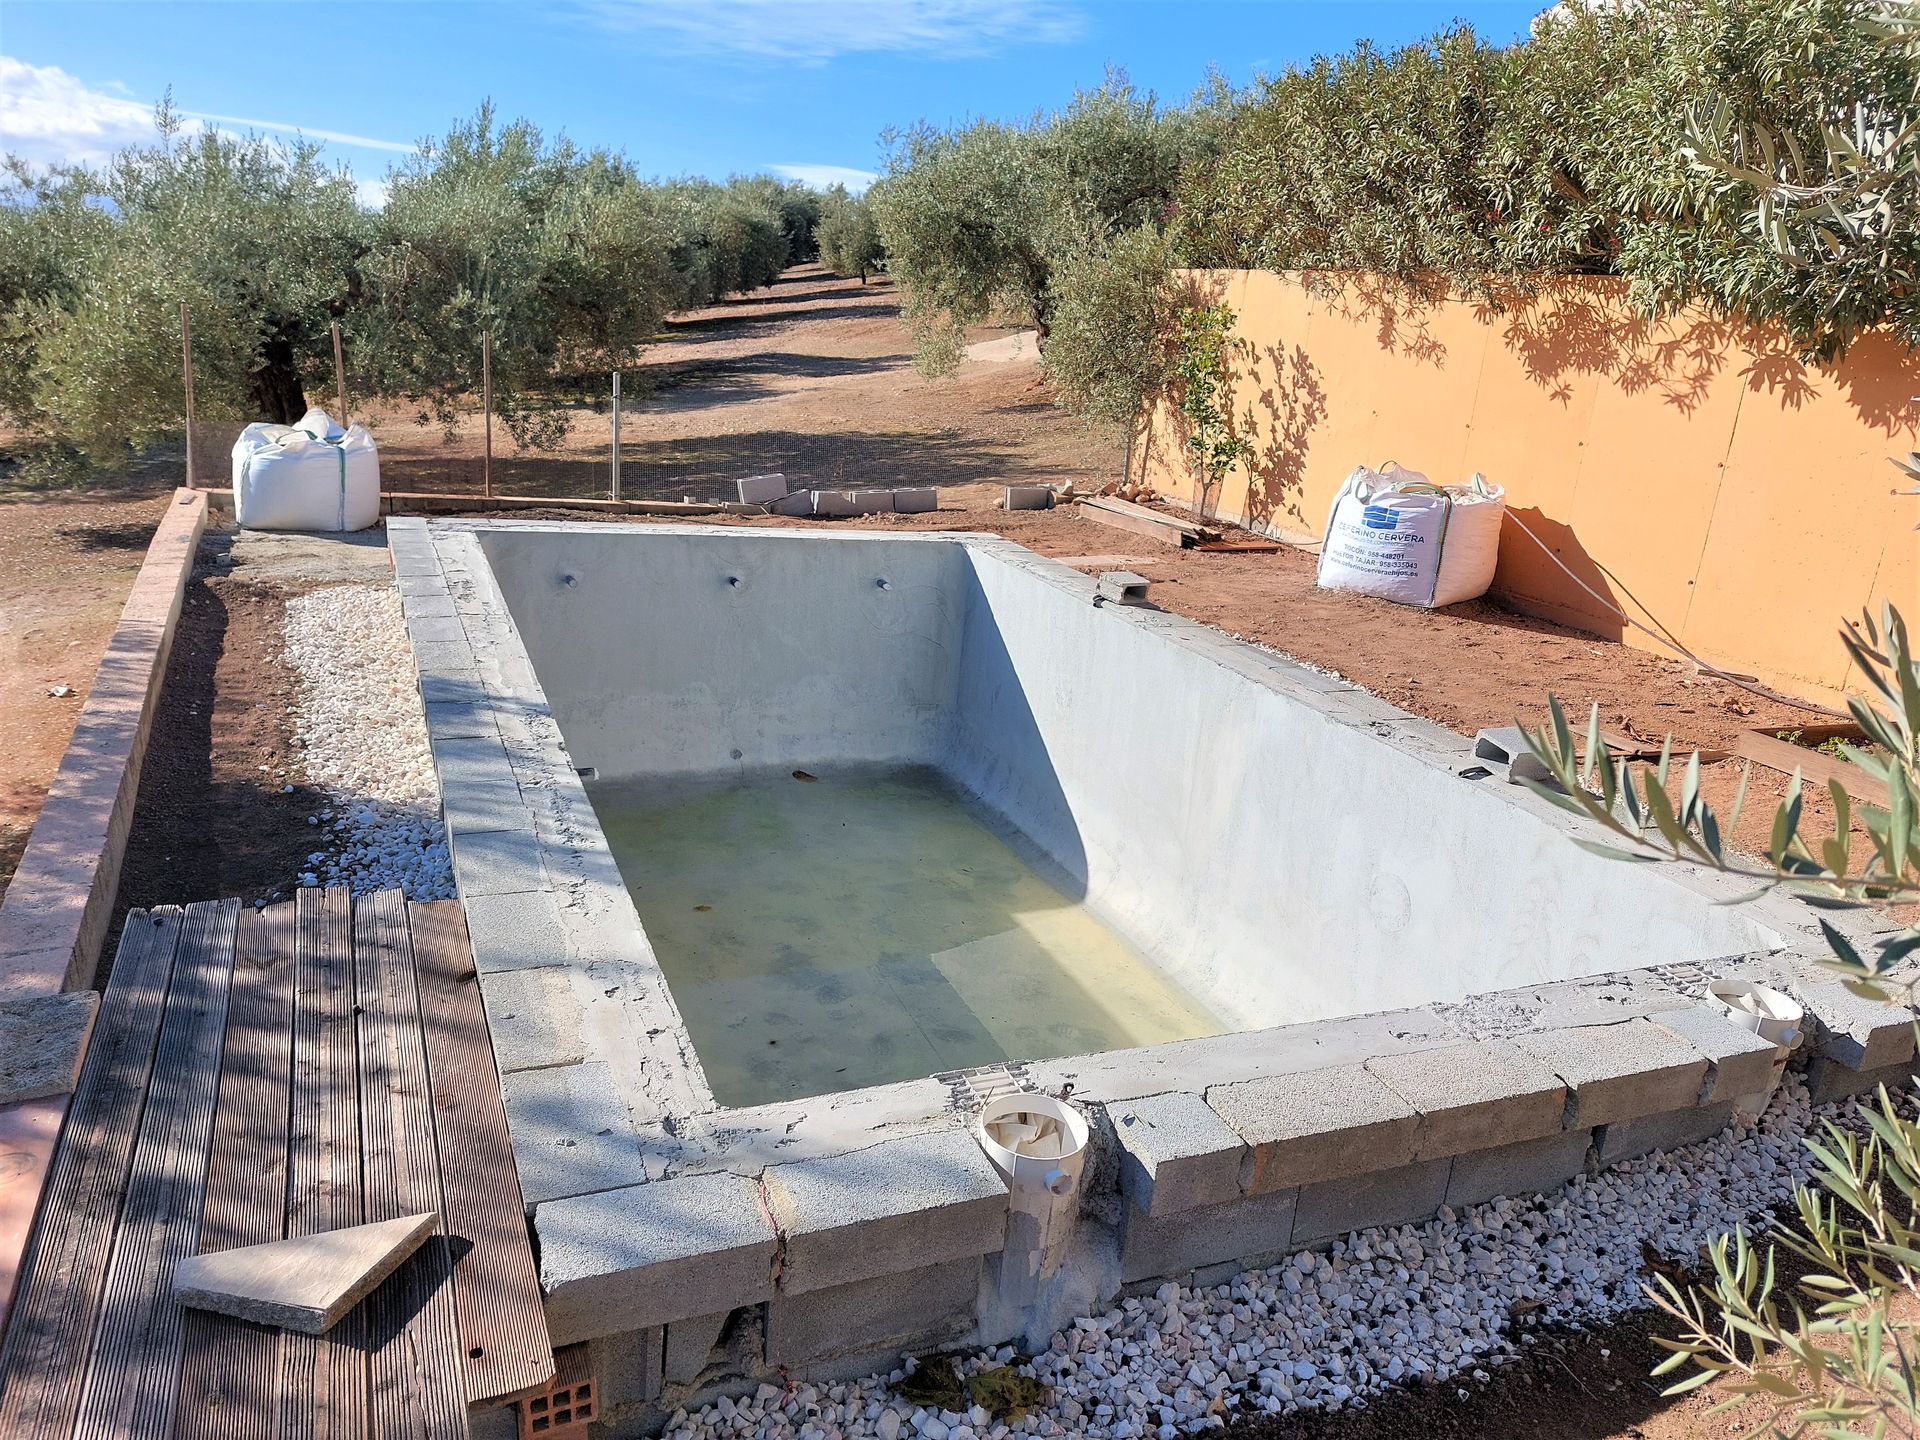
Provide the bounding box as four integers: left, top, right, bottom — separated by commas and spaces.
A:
356, 890, 465, 1439
174, 901, 297, 1440
278, 886, 366, 1440
0, 905, 184, 1439
74, 899, 239, 1440
1734, 729, 1892, 810
409, 900, 553, 1404
1078, 496, 1199, 548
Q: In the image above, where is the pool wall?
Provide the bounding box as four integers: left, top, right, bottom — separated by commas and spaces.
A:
389, 519, 1912, 1439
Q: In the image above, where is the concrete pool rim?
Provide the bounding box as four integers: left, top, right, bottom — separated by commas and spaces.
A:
388, 516, 1911, 1425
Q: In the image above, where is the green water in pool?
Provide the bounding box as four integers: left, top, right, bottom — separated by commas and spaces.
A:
586, 767, 1222, 1106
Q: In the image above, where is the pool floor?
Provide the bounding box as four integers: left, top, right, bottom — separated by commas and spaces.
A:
588, 768, 1222, 1106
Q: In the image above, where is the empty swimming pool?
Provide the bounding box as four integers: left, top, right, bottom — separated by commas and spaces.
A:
393, 518, 1882, 1421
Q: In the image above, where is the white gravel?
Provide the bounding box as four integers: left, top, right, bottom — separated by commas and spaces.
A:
661, 1077, 1850, 1440
280, 584, 454, 900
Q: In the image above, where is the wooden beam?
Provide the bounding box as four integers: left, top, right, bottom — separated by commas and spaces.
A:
279, 887, 367, 1439
1733, 729, 1891, 809
1078, 496, 1200, 548
409, 900, 554, 1404
175, 901, 297, 1440
355, 890, 464, 1438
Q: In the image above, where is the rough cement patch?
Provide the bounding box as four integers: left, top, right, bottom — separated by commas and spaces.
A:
1209, 1064, 1417, 1194
539, 1171, 778, 1345
764, 1129, 1009, 1296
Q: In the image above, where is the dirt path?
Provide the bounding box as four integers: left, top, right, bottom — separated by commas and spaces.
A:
366, 265, 1108, 500
0, 481, 178, 901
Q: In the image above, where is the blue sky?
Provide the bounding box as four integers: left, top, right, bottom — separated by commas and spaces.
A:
1, 1, 1542, 203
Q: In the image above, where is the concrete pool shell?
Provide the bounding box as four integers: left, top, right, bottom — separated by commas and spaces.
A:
389, 518, 1912, 1434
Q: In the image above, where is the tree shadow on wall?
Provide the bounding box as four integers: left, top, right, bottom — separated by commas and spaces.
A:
1300, 270, 1454, 369
1470, 276, 1915, 432
1232, 339, 1328, 535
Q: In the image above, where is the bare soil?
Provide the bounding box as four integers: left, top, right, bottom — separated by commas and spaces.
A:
0, 263, 1882, 1436
0, 481, 178, 903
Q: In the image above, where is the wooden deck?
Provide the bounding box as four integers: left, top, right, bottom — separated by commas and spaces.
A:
0, 889, 553, 1438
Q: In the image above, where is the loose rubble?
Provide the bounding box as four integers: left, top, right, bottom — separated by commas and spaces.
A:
661, 1078, 1849, 1440
281, 584, 453, 900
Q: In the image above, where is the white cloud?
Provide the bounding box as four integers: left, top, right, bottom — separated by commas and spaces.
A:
769, 163, 878, 193
0, 55, 155, 168
355, 176, 392, 210
579, 0, 1082, 62
0, 55, 414, 174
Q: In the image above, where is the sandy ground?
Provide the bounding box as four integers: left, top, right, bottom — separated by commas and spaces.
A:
0, 263, 1888, 1437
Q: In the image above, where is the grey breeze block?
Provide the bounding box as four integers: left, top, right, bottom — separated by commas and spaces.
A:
1207, 1062, 1418, 1195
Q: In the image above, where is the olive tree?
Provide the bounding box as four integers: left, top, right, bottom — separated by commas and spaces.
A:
1, 106, 369, 469
816, 189, 885, 282
869, 78, 1207, 375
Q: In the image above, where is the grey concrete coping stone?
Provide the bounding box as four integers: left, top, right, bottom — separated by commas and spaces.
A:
0, 990, 99, 1104
762, 1128, 1009, 1296
450, 826, 549, 899
413, 639, 479, 675
1790, 977, 1917, 1072
420, 670, 485, 707
538, 1171, 778, 1345
1207, 1062, 1418, 1195
481, 966, 589, 1074
1364, 1040, 1568, 1159
423, 700, 500, 739
503, 1060, 646, 1204
1511, 1018, 1709, 1128
1034, 1007, 1464, 1105
1647, 1006, 1782, 1103
1111, 1090, 1247, 1218
402, 593, 458, 620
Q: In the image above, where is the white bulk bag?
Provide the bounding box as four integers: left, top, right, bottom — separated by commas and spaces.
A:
232, 408, 380, 532
1315, 463, 1506, 608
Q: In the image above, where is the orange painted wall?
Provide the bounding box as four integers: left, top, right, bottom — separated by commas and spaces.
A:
1138, 270, 1918, 703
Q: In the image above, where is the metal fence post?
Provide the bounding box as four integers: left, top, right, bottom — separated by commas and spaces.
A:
610, 371, 621, 502
482, 331, 493, 499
